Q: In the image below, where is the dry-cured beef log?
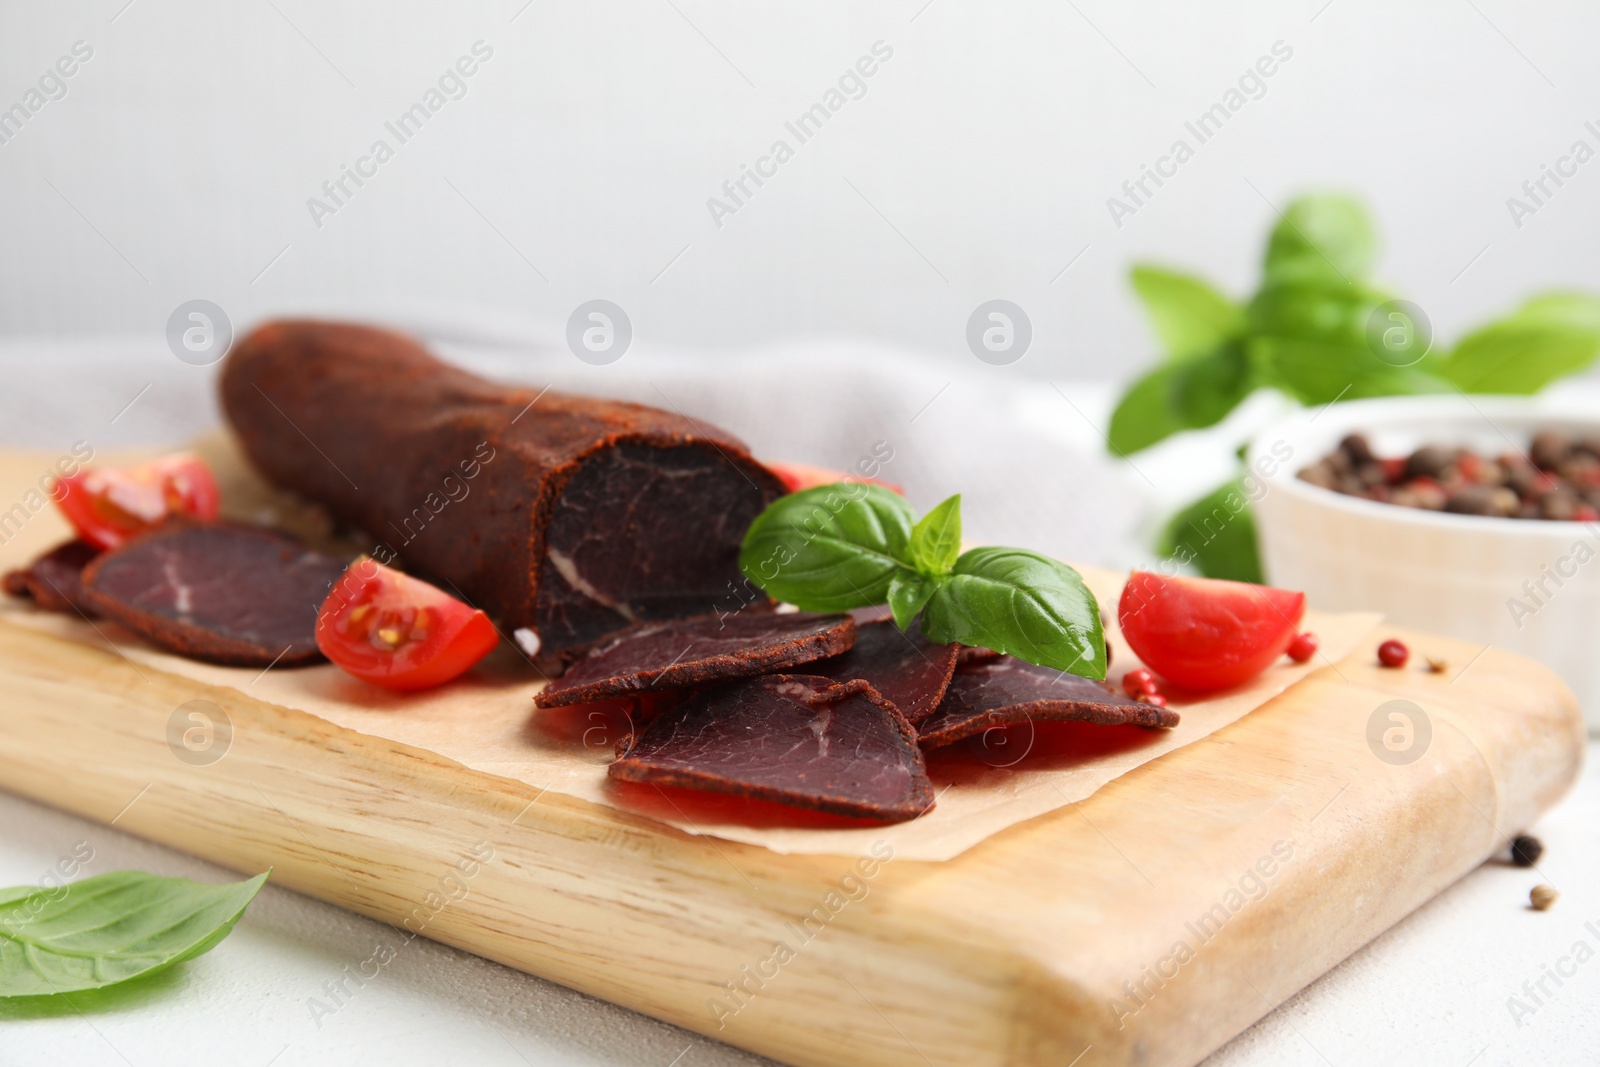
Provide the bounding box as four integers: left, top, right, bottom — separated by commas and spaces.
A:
808, 618, 958, 724
220, 320, 786, 670
916, 655, 1178, 751
610, 674, 935, 822
534, 609, 854, 709
3, 539, 100, 615
81, 523, 349, 667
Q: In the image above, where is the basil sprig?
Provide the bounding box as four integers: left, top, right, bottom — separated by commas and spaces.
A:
1108, 193, 1600, 459
1108, 192, 1600, 584
739, 485, 1106, 679
0, 870, 268, 998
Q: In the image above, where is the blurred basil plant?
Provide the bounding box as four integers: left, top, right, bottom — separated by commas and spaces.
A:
1110, 192, 1600, 582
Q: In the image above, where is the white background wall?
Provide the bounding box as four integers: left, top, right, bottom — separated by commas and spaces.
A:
4, 0, 1600, 379
4, 15, 1600, 1065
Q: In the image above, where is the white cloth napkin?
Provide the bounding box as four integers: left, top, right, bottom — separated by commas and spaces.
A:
0, 326, 1168, 571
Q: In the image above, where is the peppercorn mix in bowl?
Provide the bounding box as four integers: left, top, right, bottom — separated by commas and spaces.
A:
1248, 394, 1600, 731
1299, 430, 1600, 522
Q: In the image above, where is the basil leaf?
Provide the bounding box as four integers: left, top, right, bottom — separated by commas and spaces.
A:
887, 571, 941, 630
0, 870, 268, 998
1247, 282, 1451, 403
1249, 335, 1451, 404
920, 547, 1105, 678
908, 494, 961, 575
739, 483, 916, 611
1157, 478, 1263, 584
1168, 342, 1259, 424
1107, 344, 1258, 455
1107, 363, 1190, 455
1437, 292, 1600, 394
1130, 265, 1244, 362
1262, 193, 1376, 288
1248, 279, 1385, 344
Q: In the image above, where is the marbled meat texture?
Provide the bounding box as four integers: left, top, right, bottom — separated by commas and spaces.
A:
916, 654, 1178, 750
81, 523, 350, 667
610, 674, 936, 821
534, 609, 855, 709
807, 618, 959, 724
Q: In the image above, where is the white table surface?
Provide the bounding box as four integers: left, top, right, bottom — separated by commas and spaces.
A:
1, 333, 1595, 1066
0, 749, 1591, 1067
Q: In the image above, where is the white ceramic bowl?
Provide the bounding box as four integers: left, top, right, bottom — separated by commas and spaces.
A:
1248, 395, 1600, 731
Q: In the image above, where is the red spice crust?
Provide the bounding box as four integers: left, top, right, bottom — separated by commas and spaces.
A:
219, 320, 785, 667
3, 539, 100, 615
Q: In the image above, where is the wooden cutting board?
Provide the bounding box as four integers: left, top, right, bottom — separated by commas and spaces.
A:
0, 450, 1584, 1066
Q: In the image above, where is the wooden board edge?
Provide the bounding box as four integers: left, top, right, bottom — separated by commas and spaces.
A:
0, 619, 1044, 1067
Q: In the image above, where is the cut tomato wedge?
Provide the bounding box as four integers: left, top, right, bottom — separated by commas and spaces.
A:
316, 558, 499, 691
55, 453, 221, 550
766, 460, 903, 496
1117, 571, 1306, 692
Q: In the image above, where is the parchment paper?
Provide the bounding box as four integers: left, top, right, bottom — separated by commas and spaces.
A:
1, 570, 1376, 862
0, 436, 1379, 860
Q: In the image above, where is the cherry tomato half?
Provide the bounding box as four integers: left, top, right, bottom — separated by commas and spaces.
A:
316, 559, 499, 691
765, 460, 904, 496
55, 453, 221, 550
1117, 571, 1306, 692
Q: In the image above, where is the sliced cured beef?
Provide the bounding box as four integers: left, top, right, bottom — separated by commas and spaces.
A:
81, 523, 350, 667
532, 689, 694, 758
2, 539, 100, 615
220, 321, 786, 671
917, 655, 1178, 751
848, 604, 894, 625
534, 609, 855, 709
808, 618, 958, 724
610, 674, 935, 822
